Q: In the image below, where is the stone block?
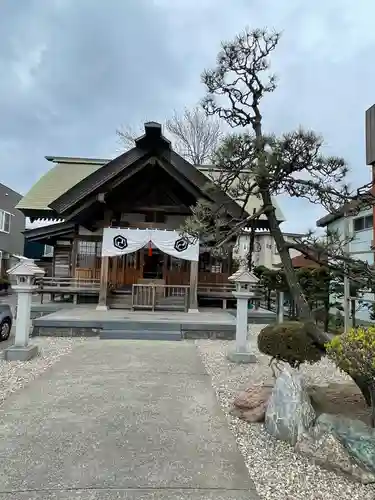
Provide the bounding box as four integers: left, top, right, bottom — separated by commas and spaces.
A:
4, 344, 39, 361
227, 350, 257, 364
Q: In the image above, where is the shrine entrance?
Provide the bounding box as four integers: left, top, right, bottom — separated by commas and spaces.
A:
142, 248, 164, 280
98, 228, 199, 312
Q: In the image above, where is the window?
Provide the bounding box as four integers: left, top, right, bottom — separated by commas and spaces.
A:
43, 245, 54, 257
353, 215, 373, 232
77, 240, 102, 267
0, 210, 11, 233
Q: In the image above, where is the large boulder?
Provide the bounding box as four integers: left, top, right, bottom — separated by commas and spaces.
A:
296, 419, 375, 484
264, 368, 316, 445
230, 384, 273, 423
316, 414, 375, 475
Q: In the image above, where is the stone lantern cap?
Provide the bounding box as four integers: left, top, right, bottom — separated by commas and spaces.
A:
7, 259, 45, 277
228, 268, 259, 284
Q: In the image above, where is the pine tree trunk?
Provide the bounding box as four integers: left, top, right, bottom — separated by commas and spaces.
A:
370, 381, 375, 428
261, 190, 330, 343
351, 299, 356, 328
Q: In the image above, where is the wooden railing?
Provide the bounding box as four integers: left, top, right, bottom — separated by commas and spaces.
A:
131, 284, 190, 312
37, 276, 100, 290
198, 282, 236, 295
75, 268, 101, 281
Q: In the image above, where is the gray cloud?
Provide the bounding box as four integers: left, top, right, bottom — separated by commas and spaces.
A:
1, 0, 375, 233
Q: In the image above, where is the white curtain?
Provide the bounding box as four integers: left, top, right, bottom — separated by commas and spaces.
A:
102, 228, 199, 261
151, 229, 199, 261
102, 228, 151, 257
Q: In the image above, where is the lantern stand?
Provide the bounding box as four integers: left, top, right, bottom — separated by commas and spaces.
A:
4, 259, 45, 361
226, 266, 259, 364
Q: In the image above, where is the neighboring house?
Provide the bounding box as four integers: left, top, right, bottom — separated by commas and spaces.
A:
289, 253, 322, 269
234, 231, 303, 270
24, 242, 54, 260
317, 205, 374, 322
0, 183, 25, 275
365, 104, 375, 247
24, 241, 54, 276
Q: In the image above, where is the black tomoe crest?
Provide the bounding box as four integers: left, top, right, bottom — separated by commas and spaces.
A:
174, 237, 189, 253
113, 235, 128, 250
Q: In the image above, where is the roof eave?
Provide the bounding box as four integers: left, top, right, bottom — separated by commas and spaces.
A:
316, 213, 340, 227
45, 156, 109, 165
24, 221, 75, 242
49, 148, 148, 215
16, 207, 62, 220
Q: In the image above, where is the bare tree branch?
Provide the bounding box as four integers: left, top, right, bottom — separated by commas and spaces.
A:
116, 106, 222, 164
116, 124, 143, 151
166, 106, 222, 164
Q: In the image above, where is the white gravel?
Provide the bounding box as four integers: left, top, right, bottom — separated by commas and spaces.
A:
196, 328, 375, 500
0, 337, 85, 406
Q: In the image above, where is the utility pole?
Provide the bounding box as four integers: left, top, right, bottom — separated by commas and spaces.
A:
343, 211, 350, 334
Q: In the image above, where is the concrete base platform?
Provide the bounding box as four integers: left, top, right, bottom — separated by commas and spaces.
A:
32, 307, 239, 339
31, 305, 274, 340
228, 307, 276, 324
3, 344, 39, 361
226, 349, 257, 364
100, 329, 182, 341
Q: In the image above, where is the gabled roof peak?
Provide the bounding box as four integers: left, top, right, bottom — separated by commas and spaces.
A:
135, 122, 171, 150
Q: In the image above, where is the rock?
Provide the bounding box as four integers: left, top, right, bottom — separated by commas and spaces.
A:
230, 384, 273, 423
296, 424, 375, 484
230, 403, 267, 423
233, 384, 273, 409
264, 368, 316, 445
316, 413, 375, 475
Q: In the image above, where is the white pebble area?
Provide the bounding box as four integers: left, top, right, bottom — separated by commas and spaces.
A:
196, 331, 375, 500
0, 337, 86, 406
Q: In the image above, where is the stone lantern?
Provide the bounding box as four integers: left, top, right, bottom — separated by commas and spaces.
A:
4, 259, 45, 361
227, 266, 259, 364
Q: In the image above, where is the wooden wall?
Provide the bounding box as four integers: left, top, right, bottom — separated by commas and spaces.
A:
53, 243, 72, 277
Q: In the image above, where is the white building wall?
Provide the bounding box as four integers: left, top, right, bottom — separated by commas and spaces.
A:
234, 231, 302, 269
327, 208, 374, 323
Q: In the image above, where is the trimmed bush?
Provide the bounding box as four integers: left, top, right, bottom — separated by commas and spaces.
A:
257, 321, 323, 368
326, 326, 375, 379
326, 326, 375, 426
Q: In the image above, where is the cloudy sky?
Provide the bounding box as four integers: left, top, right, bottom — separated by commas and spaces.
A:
1, 0, 375, 232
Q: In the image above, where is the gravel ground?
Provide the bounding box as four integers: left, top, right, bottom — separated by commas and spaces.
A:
0, 337, 86, 406
196, 329, 375, 500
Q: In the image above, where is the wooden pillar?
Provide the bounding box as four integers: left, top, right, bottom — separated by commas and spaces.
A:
188, 260, 199, 313
96, 211, 111, 311
71, 237, 78, 280
97, 256, 109, 310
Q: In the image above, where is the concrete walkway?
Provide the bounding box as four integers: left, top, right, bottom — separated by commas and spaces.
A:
0, 340, 259, 499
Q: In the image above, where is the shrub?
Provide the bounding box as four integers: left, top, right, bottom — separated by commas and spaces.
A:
326, 326, 375, 380
257, 321, 323, 368
326, 326, 375, 426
